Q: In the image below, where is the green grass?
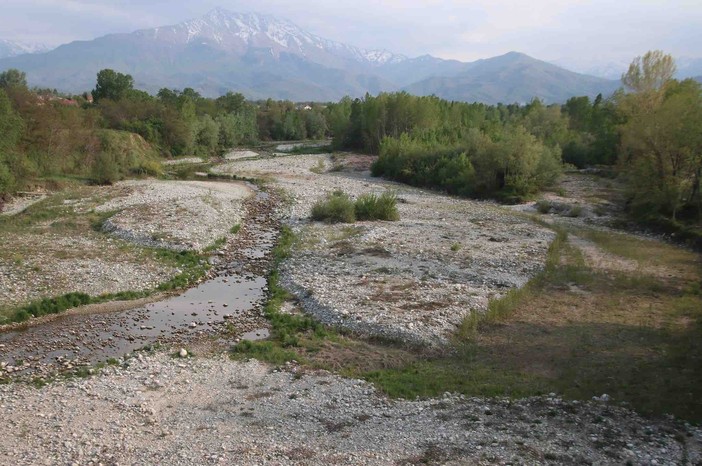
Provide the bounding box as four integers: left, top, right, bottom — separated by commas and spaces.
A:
309, 159, 326, 174
155, 249, 208, 291
230, 223, 242, 234
311, 191, 356, 224
231, 225, 328, 361
457, 229, 570, 338
356, 227, 702, 422
364, 357, 547, 399
203, 237, 227, 253
228, 211, 702, 422
535, 199, 551, 214
0, 246, 209, 325
10, 292, 93, 323
0, 197, 70, 234
231, 340, 300, 365
311, 191, 401, 224
354, 192, 400, 222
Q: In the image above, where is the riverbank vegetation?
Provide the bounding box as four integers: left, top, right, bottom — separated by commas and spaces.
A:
1, 50, 700, 236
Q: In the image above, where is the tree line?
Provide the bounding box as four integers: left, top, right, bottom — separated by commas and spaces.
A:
325, 51, 701, 230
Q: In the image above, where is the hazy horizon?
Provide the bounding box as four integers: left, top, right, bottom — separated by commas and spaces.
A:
2, 0, 701, 75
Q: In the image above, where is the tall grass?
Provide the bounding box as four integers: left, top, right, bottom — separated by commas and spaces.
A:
311, 190, 401, 223
354, 192, 400, 221
311, 191, 356, 223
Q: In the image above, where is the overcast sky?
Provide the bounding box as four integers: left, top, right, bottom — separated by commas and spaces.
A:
2, 0, 701, 70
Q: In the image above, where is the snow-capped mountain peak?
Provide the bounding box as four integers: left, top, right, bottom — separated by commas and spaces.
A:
138, 8, 406, 67
0, 39, 51, 59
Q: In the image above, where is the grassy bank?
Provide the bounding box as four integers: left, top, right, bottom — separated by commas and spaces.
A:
234, 219, 702, 422
361, 226, 702, 420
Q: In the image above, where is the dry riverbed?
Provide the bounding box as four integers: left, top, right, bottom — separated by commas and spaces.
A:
2, 149, 701, 465
215, 153, 553, 345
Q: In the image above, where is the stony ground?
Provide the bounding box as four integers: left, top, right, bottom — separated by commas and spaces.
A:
2, 150, 701, 465
1, 352, 699, 466
215, 153, 553, 345
0, 180, 251, 309
508, 170, 624, 228
97, 179, 251, 251
161, 157, 205, 166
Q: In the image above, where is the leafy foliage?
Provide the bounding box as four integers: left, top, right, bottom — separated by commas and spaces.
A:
616, 51, 702, 225
0, 69, 27, 89
93, 69, 135, 102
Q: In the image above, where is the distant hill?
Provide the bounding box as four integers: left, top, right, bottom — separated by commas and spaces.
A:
0, 8, 618, 103
677, 58, 702, 79
404, 52, 620, 105
553, 55, 702, 81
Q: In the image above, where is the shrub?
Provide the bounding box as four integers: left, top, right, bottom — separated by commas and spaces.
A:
354, 192, 400, 221
311, 190, 356, 223
536, 199, 552, 214
566, 205, 584, 217
92, 150, 120, 184
134, 160, 163, 177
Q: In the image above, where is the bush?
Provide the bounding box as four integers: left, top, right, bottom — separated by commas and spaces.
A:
536, 199, 552, 214
354, 192, 400, 221
92, 150, 120, 184
566, 205, 584, 217
133, 160, 163, 177
0, 158, 15, 195
311, 190, 356, 223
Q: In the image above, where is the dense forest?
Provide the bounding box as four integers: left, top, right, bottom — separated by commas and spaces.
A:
0, 50, 700, 235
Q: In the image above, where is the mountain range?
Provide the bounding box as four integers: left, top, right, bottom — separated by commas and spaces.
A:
0, 39, 51, 59
0, 8, 623, 103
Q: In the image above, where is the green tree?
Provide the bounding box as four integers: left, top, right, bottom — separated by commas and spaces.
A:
0, 69, 27, 89
0, 88, 24, 194
193, 114, 220, 156
618, 51, 702, 221
0, 88, 23, 152
304, 109, 327, 139
622, 50, 676, 95
216, 92, 246, 114
93, 69, 134, 102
